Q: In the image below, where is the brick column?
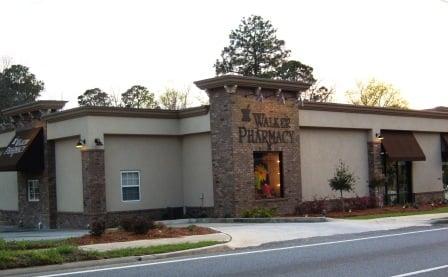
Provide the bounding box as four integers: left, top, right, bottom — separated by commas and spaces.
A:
367, 141, 384, 206
81, 149, 107, 224
44, 139, 57, 228
17, 171, 46, 228
208, 91, 236, 217
197, 76, 306, 217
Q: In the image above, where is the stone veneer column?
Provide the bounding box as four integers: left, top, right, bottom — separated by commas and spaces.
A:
81, 149, 107, 224
367, 140, 384, 206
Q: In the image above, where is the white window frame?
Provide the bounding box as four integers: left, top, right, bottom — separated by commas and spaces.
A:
120, 170, 141, 202
28, 179, 40, 202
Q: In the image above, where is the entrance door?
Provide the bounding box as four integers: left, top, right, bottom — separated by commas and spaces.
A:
385, 161, 413, 205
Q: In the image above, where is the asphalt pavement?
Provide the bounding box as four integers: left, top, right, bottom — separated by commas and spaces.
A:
16, 225, 448, 277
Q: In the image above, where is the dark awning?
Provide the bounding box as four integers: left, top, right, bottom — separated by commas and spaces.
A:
382, 131, 426, 161
0, 128, 44, 172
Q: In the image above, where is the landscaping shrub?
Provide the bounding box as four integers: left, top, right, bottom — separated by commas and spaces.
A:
346, 196, 377, 210
296, 196, 378, 215
132, 217, 155, 235
296, 197, 328, 215
0, 239, 5, 250
120, 218, 134, 232
187, 225, 197, 232
89, 221, 106, 237
242, 207, 276, 218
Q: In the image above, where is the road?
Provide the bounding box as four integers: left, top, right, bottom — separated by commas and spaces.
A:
16, 226, 448, 277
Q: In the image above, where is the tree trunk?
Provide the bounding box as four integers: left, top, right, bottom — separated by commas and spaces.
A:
340, 190, 345, 212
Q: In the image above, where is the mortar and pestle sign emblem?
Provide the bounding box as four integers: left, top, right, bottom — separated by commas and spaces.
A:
241, 105, 251, 122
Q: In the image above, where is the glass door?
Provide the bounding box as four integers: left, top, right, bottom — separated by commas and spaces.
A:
385, 161, 413, 205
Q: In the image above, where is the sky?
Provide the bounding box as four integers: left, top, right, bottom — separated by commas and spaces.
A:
0, 0, 447, 109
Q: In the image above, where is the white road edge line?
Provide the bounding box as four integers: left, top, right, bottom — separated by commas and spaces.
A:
390, 264, 448, 277
38, 227, 448, 277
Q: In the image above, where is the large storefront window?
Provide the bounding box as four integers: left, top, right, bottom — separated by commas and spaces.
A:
254, 152, 283, 199
385, 161, 412, 205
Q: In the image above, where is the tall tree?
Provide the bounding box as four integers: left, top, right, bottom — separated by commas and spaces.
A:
159, 88, 189, 110
0, 64, 44, 126
77, 88, 111, 107
214, 15, 315, 84
0, 64, 44, 108
121, 85, 158, 108
346, 79, 408, 108
277, 60, 316, 84
304, 82, 334, 103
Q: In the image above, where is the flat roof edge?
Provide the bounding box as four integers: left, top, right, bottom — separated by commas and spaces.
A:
299, 102, 448, 119
194, 75, 311, 92
1, 100, 67, 116
43, 105, 210, 123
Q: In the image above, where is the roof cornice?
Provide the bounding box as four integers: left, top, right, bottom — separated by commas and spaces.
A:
43, 105, 210, 123
300, 102, 448, 119
1, 100, 67, 116
194, 75, 311, 92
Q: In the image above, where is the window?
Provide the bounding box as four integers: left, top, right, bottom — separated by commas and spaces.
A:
121, 171, 140, 201
28, 180, 40, 202
254, 152, 283, 199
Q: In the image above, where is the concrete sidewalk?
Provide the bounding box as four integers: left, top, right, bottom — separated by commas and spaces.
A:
195, 213, 448, 248
79, 233, 231, 252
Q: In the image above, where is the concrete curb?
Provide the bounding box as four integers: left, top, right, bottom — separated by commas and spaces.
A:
158, 217, 327, 225
1, 241, 232, 277
430, 217, 448, 225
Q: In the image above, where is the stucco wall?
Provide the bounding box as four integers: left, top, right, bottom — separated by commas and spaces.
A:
300, 128, 370, 201
104, 135, 183, 212
0, 172, 18, 211
0, 131, 18, 211
181, 133, 214, 207
0, 131, 15, 147
55, 137, 84, 212
47, 114, 210, 148
413, 133, 444, 193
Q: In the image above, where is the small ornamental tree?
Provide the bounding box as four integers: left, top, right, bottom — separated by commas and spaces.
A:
369, 172, 386, 208
329, 161, 357, 212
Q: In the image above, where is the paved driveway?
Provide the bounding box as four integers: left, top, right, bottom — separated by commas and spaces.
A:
0, 229, 88, 241
197, 213, 448, 248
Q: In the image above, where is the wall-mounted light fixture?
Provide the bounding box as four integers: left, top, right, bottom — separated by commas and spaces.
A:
375, 133, 384, 140
94, 138, 103, 146
75, 139, 86, 149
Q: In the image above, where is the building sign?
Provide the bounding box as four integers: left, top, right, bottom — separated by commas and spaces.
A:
238, 106, 294, 148
2, 137, 30, 158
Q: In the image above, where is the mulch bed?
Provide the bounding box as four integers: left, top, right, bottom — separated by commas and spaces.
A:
327, 203, 448, 218
71, 225, 218, 246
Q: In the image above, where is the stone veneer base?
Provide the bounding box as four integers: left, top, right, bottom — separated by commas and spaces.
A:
0, 210, 19, 225
414, 191, 445, 204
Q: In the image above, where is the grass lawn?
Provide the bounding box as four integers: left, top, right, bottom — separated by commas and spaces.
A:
0, 239, 221, 270
344, 206, 448, 220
